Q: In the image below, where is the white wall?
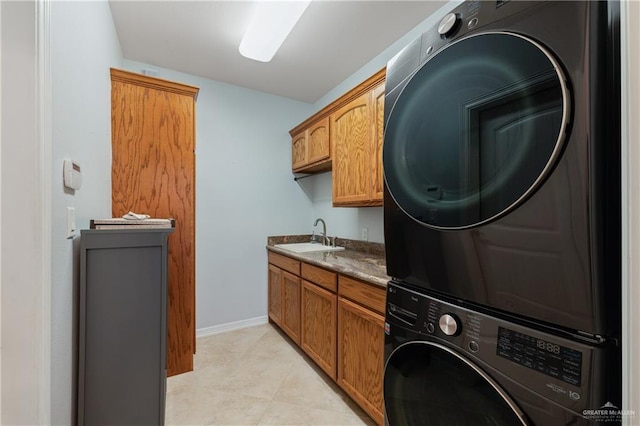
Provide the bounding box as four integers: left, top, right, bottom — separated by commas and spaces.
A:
122, 60, 315, 331
1, 2, 44, 423
303, 1, 458, 244
50, 1, 122, 424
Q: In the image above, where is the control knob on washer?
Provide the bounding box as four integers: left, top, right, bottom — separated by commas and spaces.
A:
437, 13, 461, 38
439, 313, 461, 336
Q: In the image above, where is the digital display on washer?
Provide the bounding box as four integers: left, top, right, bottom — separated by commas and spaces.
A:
497, 327, 582, 386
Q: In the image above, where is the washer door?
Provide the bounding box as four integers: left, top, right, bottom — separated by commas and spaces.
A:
384, 341, 527, 425
383, 32, 570, 229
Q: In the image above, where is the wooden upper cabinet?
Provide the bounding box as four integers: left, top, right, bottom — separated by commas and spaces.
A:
292, 131, 307, 170
307, 117, 330, 164
372, 83, 385, 203
331, 92, 372, 205
289, 69, 385, 186
292, 116, 331, 173
110, 68, 199, 377
331, 72, 385, 207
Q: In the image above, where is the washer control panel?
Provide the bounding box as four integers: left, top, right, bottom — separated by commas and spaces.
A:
385, 281, 604, 413
497, 326, 583, 386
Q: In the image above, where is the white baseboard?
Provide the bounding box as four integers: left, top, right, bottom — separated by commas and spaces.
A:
196, 316, 269, 338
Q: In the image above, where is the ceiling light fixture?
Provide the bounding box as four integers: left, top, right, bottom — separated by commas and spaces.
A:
239, 0, 312, 63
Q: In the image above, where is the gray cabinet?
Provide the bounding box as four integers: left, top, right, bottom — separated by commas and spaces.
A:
78, 228, 173, 425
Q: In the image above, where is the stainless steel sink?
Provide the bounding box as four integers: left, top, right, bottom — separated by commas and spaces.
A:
274, 242, 345, 254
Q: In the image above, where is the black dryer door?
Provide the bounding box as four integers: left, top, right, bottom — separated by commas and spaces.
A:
383, 341, 528, 425
383, 32, 571, 229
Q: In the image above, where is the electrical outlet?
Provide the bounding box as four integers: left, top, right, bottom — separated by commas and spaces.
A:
361, 227, 368, 241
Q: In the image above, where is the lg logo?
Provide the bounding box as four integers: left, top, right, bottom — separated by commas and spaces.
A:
569, 391, 581, 401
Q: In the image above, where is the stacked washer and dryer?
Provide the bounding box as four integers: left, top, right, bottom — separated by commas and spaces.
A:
382, 1, 621, 425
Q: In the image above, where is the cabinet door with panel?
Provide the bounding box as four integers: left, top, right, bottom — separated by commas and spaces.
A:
307, 117, 330, 165
292, 131, 307, 171
292, 118, 331, 173
337, 275, 386, 426
301, 280, 337, 380
281, 270, 301, 345
331, 92, 373, 206
371, 83, 385, 202
268, 252, 301, 343
268, 264, 283, 327
338, 297, 384, 425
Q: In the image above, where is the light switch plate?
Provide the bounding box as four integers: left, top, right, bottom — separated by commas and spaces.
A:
67, 207, 76, 239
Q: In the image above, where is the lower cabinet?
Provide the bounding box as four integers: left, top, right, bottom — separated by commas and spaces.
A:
338, 297, 385, 425
268, 264, 283, 326
267, 251, 385, 426
268, 253, 301, 344
301, 262, 338, 379
301, 280, 337, 379
281, 270, 301, 344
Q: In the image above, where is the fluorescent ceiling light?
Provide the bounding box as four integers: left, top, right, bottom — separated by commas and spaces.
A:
239, 0, 311, 63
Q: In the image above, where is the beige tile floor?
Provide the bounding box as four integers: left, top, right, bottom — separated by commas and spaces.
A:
166, 323, 377, 426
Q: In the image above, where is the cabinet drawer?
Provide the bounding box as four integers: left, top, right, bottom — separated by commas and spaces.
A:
268, 252, 300, 275
338, 275, 386, 315
302, 263, 337, 292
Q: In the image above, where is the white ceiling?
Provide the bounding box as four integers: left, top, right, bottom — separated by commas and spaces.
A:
108, 1, 446, 103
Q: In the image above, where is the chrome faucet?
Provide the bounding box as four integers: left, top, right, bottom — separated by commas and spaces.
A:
313, 218, 329, 246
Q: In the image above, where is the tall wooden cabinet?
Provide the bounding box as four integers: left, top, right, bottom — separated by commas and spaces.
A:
110, 68, 199, 376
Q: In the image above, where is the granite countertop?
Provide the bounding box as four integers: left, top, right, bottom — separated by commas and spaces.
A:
266, 235, 390, 288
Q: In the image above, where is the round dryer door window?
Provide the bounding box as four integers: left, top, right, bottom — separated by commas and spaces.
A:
384, 342, 527, 425
383, 32, 571, 229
